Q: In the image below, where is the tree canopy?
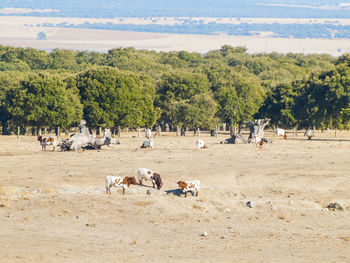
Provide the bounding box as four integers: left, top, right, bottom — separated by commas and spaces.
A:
0, 44, 349, 133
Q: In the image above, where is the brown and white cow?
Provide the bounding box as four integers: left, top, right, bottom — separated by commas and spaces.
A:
137, 168, 163, 190
177, 180, 200, 197
37, 135, 57, 151
105, 176, 137, 195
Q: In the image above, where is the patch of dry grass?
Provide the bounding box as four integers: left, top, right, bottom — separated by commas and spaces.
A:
0, 186, 17, 195
42, 188, 57, 194
339, 236, 350, 242
192, 204, 204, 210
0, 196, 10, 208
134, 200, 156, 206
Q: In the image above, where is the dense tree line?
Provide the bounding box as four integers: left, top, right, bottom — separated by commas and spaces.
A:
0, 44, 349, 134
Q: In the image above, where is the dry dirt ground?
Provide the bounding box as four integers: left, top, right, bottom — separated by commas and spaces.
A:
0, 130, 350, 262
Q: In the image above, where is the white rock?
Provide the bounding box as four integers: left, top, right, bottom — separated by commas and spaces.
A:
225, 208, 231, 213
271, 206, 277, 211
201, 231, 208, 237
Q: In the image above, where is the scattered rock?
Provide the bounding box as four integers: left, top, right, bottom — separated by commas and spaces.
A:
288, 200, 294, 205
306, 225, 313, 230
76, 215, 83, 220
147, 190, 151, 195
85, 223, 96, 227
201, 231, 208, 237
327, 202, 343, 211
224, 208, 231, 213
321, 208, 328, 211
271, 206, 277, 211
246, 201, 254, 208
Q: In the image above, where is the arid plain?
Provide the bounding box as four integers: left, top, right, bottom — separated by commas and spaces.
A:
0, 130, 350, 262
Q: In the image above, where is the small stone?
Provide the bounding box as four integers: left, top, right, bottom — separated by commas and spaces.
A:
76, 215, 82, 220
246, 201, 254, 208
327, 202, 343, 211
288, 200, 293, 205
147, 190, 151, 195
201, 231, 208, 237
224, 208, 231, 213
321, 208, 328, 211
306, 225, 313, 230
271, 206, 277, 211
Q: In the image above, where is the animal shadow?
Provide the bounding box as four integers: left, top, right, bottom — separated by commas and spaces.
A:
165, 188, 184, 197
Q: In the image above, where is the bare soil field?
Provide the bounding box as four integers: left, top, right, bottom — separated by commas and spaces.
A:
0, 130, 350, 262
0, 16, 349, 55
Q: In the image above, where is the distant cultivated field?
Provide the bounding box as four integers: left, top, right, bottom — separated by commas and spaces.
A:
0, 16, 349, 55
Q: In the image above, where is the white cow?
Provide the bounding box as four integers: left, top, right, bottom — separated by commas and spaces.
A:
196, 139, 207, 149
141, 139, 154, 149
276, 128, 287, 139
304, 129, 312, 140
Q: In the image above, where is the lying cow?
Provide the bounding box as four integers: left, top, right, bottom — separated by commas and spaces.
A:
141, 139, 154, 149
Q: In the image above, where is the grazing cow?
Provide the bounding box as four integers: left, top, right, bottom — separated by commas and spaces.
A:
37, 135, 57, 151
141, 139, 154, 149
105, 176, 137, 195
276, 128, 287, 139
304, 129, 312, 140
137, 168, 163, 190
177, 180, 200, 197
196, 139, 207, 149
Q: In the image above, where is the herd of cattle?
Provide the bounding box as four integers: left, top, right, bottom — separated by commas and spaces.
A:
105, 168, 200, 197
36, 127, 312, 197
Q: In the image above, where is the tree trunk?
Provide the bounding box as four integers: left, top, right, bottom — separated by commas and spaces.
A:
17, 126, 20, 139
247, 118, 269, 143
176, 126, 179, 136
118, 126, 121, 137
